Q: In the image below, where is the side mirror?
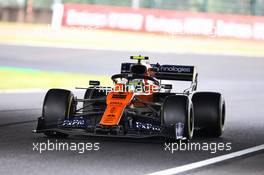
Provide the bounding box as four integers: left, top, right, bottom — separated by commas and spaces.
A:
161, 84, 172, 90
89, 80, 100, 86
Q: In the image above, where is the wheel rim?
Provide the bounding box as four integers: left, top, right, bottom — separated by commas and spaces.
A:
188, 106, 194, 139
67, 95, 74, 119
221, 101, 226, 132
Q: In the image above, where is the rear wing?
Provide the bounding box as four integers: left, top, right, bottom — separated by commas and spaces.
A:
153, 64, 197, 82
121, 63, 197, 82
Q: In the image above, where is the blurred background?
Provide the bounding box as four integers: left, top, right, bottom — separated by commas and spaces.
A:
0, 0, 264, 89
1, 3, 264, 175
1, 0, 264, 23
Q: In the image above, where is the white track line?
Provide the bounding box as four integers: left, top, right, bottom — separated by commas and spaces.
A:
147, 144, 264, 175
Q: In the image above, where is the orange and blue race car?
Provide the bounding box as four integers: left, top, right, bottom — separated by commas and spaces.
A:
33, 56, 225, 140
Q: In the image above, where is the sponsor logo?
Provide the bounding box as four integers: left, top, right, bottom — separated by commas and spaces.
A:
62, 119, 86, 128
135, 122, 161, 131
110, 101, 123, 105
106, 114, 115, 118
112, 94, 127, 99
160, 65, 192, 73
110, 107, 117, 113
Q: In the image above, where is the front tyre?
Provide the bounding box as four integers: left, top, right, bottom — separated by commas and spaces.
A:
42, 89, 75, 138
162, 95, 194, 140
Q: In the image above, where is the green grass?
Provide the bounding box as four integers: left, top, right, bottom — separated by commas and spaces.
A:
0, 66, 112, 90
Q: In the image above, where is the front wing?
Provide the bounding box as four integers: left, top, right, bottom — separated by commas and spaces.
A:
33, 115, 164, 138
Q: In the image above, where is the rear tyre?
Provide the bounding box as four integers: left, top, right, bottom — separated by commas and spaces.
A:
162, 95, 194, 140
83, 88, 106, 126
42, 89, 75, 138
192, 92, 225, 137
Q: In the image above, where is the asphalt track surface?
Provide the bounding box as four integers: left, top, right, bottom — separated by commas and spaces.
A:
0, 44, 264, 175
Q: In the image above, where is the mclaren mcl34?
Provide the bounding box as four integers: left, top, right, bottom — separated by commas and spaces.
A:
34, 56, 225, 140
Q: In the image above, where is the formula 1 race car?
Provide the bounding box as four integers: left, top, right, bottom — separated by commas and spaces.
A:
33, 56, 225, 140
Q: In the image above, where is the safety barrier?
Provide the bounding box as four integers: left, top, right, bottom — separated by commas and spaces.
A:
52, 3, 264, 40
